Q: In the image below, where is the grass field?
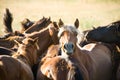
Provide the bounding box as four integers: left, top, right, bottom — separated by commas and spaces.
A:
0, 0, 120, 34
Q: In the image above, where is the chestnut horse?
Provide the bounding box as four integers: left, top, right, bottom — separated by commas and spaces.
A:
36, 19, 84, 80
58, 19, 113, 80
25, 21, 59, 57
0, 37, 39, 80
37, 53, 83, 80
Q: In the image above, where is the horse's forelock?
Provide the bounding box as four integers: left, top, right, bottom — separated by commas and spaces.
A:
58, 25, 78, 37
58, 25, 84, 43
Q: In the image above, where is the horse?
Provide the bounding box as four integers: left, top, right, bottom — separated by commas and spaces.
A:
82, 20, 120, 80
20, 18, 34, 33
36, 19, 84, 80
37, 53, 83, 80
0, 47, 15, 56
0, 37, 39, 80
0, 35, 25, 50
23, 21, 59, 79
24, 17, 51, 33
25, 21, 59, 57
58, 19, 114, 80
85, 20, 120, 47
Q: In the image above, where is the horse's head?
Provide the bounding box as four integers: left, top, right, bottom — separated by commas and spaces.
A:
86, 20, 120, 43
21, 18, 34, 32
58, 19, 82, 56
14, 37, 39, 66
24, 17, 51, 33
48, 21, 60, 44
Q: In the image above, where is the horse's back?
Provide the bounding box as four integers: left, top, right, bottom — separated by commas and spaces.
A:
37, 56, 73, 80
81, 43, 113, 80
0, 55, 34, 80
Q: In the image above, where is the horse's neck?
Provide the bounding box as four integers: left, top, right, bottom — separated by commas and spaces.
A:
12, 49, 36, 68
12, 53, 31, 67
33, 31, 53, 57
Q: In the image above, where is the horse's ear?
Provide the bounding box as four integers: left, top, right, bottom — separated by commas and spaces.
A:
92, 26, 96, 29
58, 19, 64, 27
53, 22, 59, 29
42, 16, 45, 19
48, 17, 51, 21
74, 18, 79, 29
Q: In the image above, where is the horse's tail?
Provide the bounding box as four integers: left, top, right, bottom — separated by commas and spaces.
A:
3, 8, 13, 33
74, 66, 83, 80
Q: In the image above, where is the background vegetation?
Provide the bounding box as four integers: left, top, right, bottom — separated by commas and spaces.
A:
0, 0, 120, 34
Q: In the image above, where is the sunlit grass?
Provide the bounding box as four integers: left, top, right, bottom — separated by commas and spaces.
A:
0, 0, 120, 34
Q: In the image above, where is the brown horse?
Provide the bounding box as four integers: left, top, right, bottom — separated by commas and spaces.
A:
24, 17, 51, 33
0, 35, 25, 50
37, 54, 83, 80
0, 37, 39, 80
117, 63, 120, 80
36, 19, 84, 80
25, 21, 59, 57
20, 18, 34, 33
58, 19, 113, 80
37, 44, 84, 80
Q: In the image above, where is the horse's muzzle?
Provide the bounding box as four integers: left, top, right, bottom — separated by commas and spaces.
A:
63, 42, 75, 55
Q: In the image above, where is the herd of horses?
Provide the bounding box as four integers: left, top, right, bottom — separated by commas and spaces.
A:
0, 8, 120, 80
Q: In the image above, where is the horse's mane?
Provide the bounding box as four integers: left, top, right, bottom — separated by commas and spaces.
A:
107, 20, 120, 28
111, 20, 120, 25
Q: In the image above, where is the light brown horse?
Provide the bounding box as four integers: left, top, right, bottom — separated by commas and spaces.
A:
37, 54, 82, 80
36, 19, 84, 80
0, 37, 39, 80
58, 19, 113, 80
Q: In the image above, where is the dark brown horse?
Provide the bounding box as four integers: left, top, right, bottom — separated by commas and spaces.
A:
0, 37, 39, 80
0, 36, 25, 49
58, 19, 113, 80
0, 47, 15, 56
85, 20, 120, 47
20, 18, 34, 33
82, 20, 120, 80
24, 17, 51, 33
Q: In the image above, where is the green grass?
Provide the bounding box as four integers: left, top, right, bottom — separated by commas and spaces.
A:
0, 0, 120, 34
